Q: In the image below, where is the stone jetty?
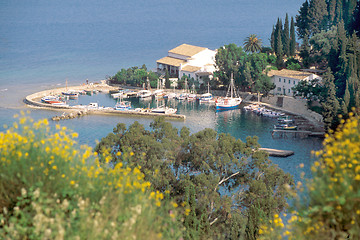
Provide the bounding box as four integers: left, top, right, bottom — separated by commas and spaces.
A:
24, 82, 186, 121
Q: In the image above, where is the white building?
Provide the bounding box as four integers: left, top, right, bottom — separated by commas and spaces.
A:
156, 44, 216, 83
267, 69, 322, 96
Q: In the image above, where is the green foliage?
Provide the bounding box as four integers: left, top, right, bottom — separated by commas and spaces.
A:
283, 14, 290, 56
0, 115, 182, 239
96, 117, 294, 240
259, 114, 360, 239
214, 44, 275, 94
164, 69, 171, 89
109, 65, 159, 88
290, 16, 296, 56
244, 34, 262, 53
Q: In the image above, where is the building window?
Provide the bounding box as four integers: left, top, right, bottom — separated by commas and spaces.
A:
288, 89, 291, 93
188, 74, 190, 78
279, 78, 281, 82
289, 80, 291, 84
294, 80, 296, 85
284, 79, 286, 83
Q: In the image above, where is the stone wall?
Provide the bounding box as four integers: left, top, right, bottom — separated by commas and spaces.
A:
261, 95, 323, 123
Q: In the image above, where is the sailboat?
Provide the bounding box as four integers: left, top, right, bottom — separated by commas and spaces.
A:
215, 73, 242, 110
187, 84, 197, 101
62, 79, 79, 99
176, 78, 189, 100
137, 78, 152, 98
151, 98, 177, 114
114, 95, 131, 111
152, 79, 164, 98
199, 82, 214, 104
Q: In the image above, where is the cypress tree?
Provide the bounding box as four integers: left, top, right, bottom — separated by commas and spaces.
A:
275, 19, 284, 68
328, 0, 337, 26
300, 34, 310, 68
335, 0, 343, 25
335, 20, 348, 97
283, 14, 290, 56
350, 1, 360, 37
290, 17, 296, 56
308, 0, 328, 35
271, 25, 276, 52
321, 68, 340, 131
296, 0, 310, 39
343, 0, 358, 32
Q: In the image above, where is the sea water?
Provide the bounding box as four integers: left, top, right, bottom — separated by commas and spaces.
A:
0, 0, 320, 183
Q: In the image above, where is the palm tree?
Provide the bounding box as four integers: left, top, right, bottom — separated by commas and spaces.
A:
243, 34, 262, 53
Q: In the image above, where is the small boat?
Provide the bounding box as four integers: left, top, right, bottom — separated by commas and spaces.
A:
137, 89, 152, 98
114, 101, 131, 111
215, 73, 242, 111
187, 93, 197, 101
62, 90, 79, 99
199, 93, 215, 104
199, 82, 214, 104
41, 96, 68, 106
111, 92, 124, 99
176, 93, 187, 100
164, 92, 177, 99
151, 106, 177, 114
188, 84, 197, 101
278, 115, 293, 123
274, 124, 298, 130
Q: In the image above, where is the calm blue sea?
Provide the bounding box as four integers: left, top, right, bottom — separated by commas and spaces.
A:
0, 0, 320, 183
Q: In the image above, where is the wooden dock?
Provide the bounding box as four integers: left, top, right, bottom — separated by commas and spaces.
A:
259, 148, 294, 157
271, 129, 325, 138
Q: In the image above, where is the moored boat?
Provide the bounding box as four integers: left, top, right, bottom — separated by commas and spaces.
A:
274, 124, 298, 130
137, 89, 152, 98
215, 73, 242, 111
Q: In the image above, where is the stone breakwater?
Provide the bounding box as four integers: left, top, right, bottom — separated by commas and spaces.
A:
24, 83, 186, 121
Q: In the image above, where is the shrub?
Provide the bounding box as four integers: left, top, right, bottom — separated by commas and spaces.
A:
259, 114, 360, 239
0, 113, 182, 239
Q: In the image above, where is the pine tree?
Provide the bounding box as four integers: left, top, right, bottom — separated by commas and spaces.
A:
283, 14, 290, 56
290, 17, 296, 56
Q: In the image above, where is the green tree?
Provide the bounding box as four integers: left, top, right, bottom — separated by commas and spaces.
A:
259, 114, 360, 239
296, 0, 310, 39
214, 43, 246, 86
290, 16, 296, 56
308, 0, 328, 35
283, 14, 290, 56
321, 69, 340, 131
244, 34, 262, 53
96, 117, 294, 240
299, 34, 311, 68
164, 68, 171, 89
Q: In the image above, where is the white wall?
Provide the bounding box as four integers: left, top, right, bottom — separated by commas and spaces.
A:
271, 74, 321, 96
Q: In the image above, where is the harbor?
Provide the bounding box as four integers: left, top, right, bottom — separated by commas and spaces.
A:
24, 82, 186, 121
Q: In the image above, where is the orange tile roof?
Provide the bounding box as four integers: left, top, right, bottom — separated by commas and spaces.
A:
169, 44, 207, 57
156, 56, 186, 67
267, 69, 313, 80
181, 65, 201, 73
